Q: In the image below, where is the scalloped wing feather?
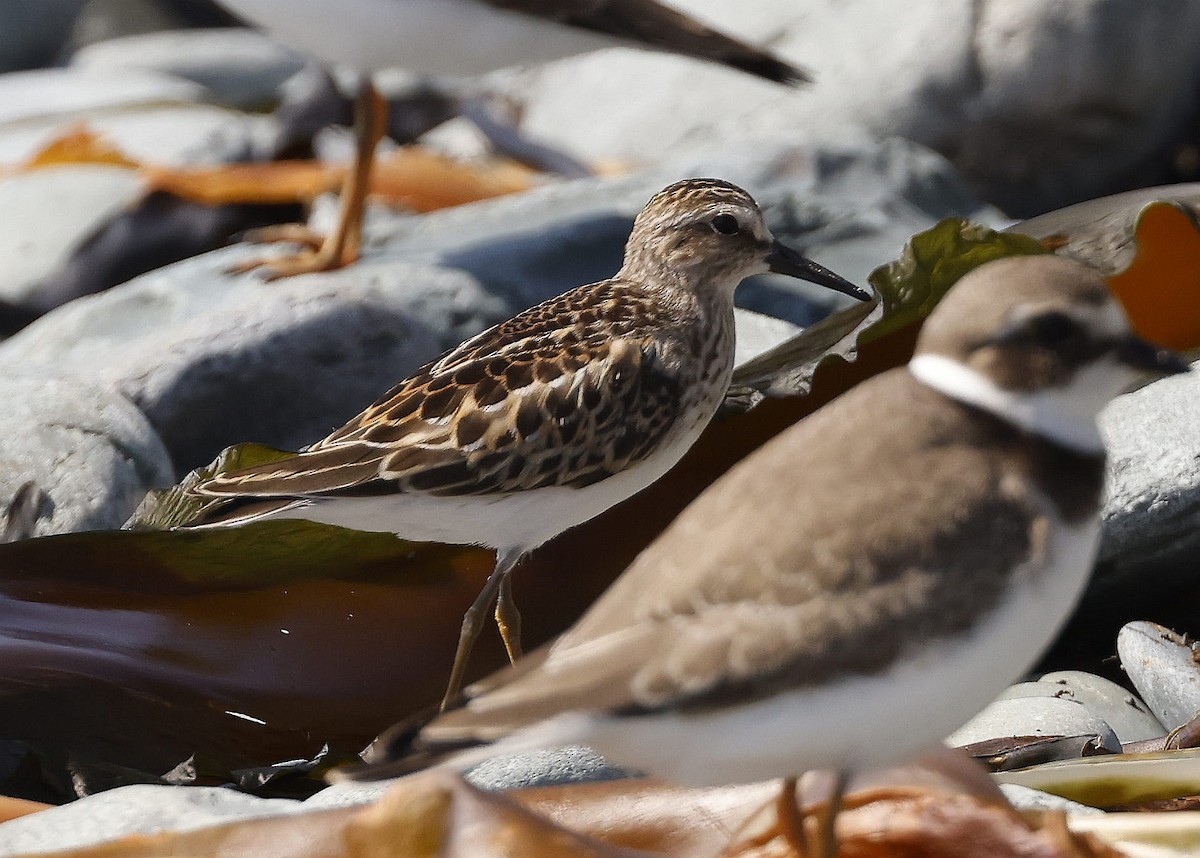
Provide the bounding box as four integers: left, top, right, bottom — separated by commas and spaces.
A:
191, 280, 689, 503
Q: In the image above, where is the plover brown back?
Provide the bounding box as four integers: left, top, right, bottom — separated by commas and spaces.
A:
182, 178, 866, 707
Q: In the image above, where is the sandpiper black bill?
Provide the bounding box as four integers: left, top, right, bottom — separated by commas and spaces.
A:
766, 241, 871, 301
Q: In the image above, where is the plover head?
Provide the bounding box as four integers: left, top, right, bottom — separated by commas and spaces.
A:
620, 178, 868, 302
910, 255, 1190, 453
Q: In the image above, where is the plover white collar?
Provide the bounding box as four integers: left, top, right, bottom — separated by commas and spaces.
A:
181, 178, 866, 708
340, 255, 1187, 851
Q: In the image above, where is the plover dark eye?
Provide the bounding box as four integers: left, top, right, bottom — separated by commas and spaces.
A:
710, 213, 740, 236
1029, 311, 1080, 345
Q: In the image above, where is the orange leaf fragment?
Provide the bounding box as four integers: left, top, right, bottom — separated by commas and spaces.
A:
145, 160, 342, 205
144, 147, 533, 211
369, 147, 535, 212
20, 124, 141, 171
1108, 202, 1200, 351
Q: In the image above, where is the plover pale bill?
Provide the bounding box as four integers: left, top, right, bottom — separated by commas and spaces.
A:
339, 255, 1188, 846
181, 178, 866, 707
214, 0, 810, 279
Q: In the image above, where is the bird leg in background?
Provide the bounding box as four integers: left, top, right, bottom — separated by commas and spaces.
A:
775, 771, 848, 858
441, 548, 525, 711
231, 79, 388, 280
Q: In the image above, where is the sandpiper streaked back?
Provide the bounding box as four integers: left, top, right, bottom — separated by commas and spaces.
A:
181, 178, 867, 708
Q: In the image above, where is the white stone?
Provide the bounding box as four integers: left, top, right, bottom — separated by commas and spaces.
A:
489, 0, 1200, 214
0, 166, 143, 304
0, 785, 300, 855
71, 28, 309, 109
948, 695, 1121, 752
0, 370, 172, 536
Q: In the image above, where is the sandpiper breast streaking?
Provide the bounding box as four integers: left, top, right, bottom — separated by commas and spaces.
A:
214, 0, 811, 279
181, 178, 867, 707
341, 256, 1188, 842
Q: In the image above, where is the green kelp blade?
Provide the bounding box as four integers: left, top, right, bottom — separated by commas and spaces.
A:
867, 217, 1048, 343
0, 518, 480, 593
729, 218, 1048, 403
126, 442, 300, 531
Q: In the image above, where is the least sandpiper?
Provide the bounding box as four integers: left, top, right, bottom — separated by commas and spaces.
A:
183, 178, 867, 708
214, 0, 810, 279
342, 256, 1187, 848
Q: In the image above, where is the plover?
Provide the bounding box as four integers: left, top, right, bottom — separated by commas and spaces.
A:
340, 255, 1188, 843
214, 0, 810, 279
181, 178, 866, 708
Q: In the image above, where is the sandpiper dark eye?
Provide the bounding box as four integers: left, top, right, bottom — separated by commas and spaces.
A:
710, 213, 740, 236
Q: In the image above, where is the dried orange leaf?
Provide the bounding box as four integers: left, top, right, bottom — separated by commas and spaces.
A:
369, 147, 535, 212
1107, 201, 1200, 350
145, 161, 341, 205
143, 147, 532, 211
19, 124, 141, 171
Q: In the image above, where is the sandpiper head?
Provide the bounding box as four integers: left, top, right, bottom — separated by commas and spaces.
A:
911, 255, 1189, 448
621, 178, 867, 301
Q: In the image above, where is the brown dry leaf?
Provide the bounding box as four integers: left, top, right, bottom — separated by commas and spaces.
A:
13, 776, 1130, 858
831, 789, 1119, 858
517, 779, 781, 856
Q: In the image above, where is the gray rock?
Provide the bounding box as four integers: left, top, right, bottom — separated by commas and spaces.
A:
303, 780, 397, 810
0, 67, 264, 167
0, 1, 86, 72
947, 696, 1121, 753
1117, 621, 1200, 733
360, 135, 1001, 322
1097, 363, 1200, 594
0, 371, 173, 536
0, 785, 300, 855
995, 680, 1075, 702
491, 0, 1200, 214
71, 29, 308, 109
0, 136, 989, 475
0, 67, 204, 127
1009, 183, 1200, 277
998, 783, 1105, 815
69, 0, 241, 51
465, 746, 632, 791
0, 166, 144, 305
1037, 671, 1165, 744
0, 249, 456, 473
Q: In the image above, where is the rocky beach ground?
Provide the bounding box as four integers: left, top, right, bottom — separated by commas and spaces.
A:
0, 0, 1199, 853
